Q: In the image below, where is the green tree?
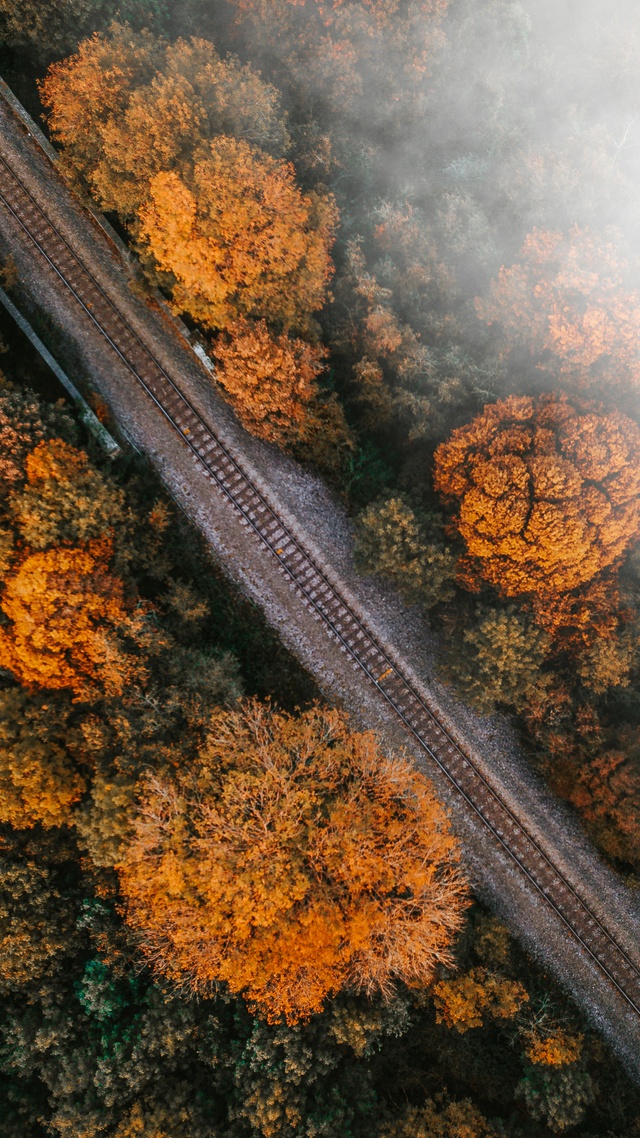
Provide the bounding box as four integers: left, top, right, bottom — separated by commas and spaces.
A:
355, 496, 456, 610
516, 1062, 595, 1132
448, 605, 551, 714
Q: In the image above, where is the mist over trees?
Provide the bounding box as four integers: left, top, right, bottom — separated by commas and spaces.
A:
3, 0, 640, 1134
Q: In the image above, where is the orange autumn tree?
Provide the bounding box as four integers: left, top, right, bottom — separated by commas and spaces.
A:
476, 226, 640, 392
40, 26, 339, 444
0, 539, 144, 700
39, 23, 166, 197
40, 28, 334, 335
40, 30, 288, 218
120, 700, 467, 1023
525, 1026, 584, 1068
433, 967, 528, 1033
10, 438, 128, 551
213, 319, 328, 444
138, 139, 337, 333
433, 394, 640, 634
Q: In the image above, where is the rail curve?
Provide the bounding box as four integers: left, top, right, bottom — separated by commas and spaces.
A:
1, 150, 640, 1020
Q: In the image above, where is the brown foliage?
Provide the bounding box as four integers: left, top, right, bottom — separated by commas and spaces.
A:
227, 1, 448, 118
0, 539, 143, 699
570, 731, 640, 866
232, 0, 441, 20
0, 853, 74, 991
476, 226, 640, 392
378, 1095, 500, 1138
524, 702, 640, 868
212, 318, 354, 466
0, 388, 52, 491
120, 701, 467, 1023
337, 235, 462, 440
433, 394, 640, 630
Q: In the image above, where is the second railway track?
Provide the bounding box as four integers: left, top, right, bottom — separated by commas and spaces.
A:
1, 148, 640, 1025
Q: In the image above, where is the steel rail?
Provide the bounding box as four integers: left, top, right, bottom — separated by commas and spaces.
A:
1, 150, 640, 1018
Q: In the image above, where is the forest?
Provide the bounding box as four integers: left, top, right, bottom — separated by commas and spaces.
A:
2, 0, 640, 1134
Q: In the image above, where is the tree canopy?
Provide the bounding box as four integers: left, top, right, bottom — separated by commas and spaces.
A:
225, 0, 448, 121
355, 496, 456, 609
120, 700, 467, 1023
0, 689, 85, 829
40, 28, 336, 335
40, 30, 289, 216
476, 227, 640, 393
39, 22, 339, 444
0, 540, 144, 699
213, 319, 328, 444
0, 0, 166, 59
434, 394, 640, 608
138, 140, 337, 332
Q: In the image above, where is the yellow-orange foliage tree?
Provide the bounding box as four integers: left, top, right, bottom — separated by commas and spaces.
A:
0, 539, 143, 700
40, 25, 339, 446
40, 28, 334, 334
10, 438, 128, 551
433, 967, 528, 1033
525, 1026, 584, 1068
433, 394, 640, 634
39, 23, 165, 196
120, 700, 467, 1023
476, 226, 640, 392
138, 140, 337, 333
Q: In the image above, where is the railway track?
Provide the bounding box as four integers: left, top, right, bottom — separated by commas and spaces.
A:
1, 149, 640, 1023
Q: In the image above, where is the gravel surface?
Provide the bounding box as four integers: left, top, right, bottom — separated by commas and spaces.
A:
1, 89, 639, 1079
